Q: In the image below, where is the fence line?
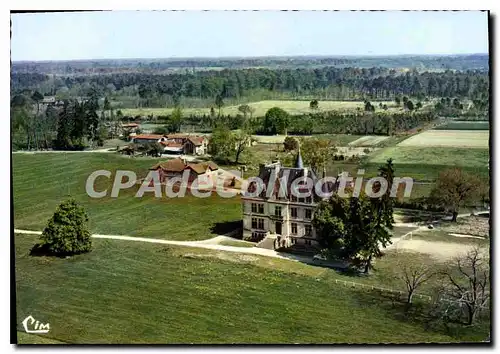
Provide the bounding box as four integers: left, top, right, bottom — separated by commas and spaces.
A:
333, 278, 431, 301
332, 278, 490, 309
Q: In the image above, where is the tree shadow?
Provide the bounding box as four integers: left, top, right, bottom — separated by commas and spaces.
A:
29, 243, 66, 258
210, 220, 242, 238
29, 243, 90, 258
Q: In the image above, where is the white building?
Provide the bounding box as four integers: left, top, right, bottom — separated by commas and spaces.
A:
241, 150, 337, 250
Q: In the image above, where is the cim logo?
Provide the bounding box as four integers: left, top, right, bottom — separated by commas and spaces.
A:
22, 315, 50, 334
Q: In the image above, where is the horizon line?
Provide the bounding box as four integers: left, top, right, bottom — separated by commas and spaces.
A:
11, 52, 489, 64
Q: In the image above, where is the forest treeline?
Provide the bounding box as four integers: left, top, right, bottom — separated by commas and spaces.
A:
11, 54, 488, 74
12, 65, 489, 108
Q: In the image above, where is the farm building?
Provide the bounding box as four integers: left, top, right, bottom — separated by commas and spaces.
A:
184, 136, 209, 155
149, 158, 219, 186
130, 133, 209, 156
131, 134, 166, 144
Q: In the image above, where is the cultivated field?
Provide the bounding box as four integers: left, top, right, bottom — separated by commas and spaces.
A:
434, 121, 490, 130
397, 130, 489, 148
12, 153, 241, 241
15, 232, 485, 344
369, 146, 489, 168
122, 100, 397, 118
348, 136, 390, 147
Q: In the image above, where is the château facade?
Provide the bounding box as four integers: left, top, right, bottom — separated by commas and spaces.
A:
241, 150, 339, 249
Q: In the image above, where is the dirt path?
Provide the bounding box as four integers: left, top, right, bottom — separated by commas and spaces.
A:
13, 229, 308, 262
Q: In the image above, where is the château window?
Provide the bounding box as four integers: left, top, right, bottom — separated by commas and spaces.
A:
291, 223, 297, 234
252, 218, 257, 229
275, 206, 282, 216
299, 197, 305, 203
258, 204, 264, 214
305, 209, 312, 219
305, 224, 312, 235
251, 203, 257, 213
306, 196, 312, 203
258, 218, 264, 230
291, 207, 298, 218
291, 195, 298, 202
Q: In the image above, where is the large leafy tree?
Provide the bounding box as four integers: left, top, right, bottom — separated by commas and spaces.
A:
299, 137, 335, 173
263, 107, 290, 135
168, 107, 183, 133
35, 199, 92, 256
430, 168, 482, 222
313, 160, 395, 274
209, 125, 234, 161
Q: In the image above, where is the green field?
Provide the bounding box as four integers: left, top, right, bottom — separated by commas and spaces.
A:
13, 153, 241, 240
369, 146, 489, 169
434, 121, 490, 130
17, 332, 65, 344
15, 232, 487, 344
122, 100, 397, 118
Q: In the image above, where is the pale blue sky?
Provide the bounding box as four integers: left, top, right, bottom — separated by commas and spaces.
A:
11, 11, 489, 61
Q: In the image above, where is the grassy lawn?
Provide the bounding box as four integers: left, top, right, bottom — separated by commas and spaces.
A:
410, 229, 489, 246
15, 232, 487, 344
122, 100, 398, 118
12, 153, 241, 241
218, 240, 255, 248
17, 332, 65, 344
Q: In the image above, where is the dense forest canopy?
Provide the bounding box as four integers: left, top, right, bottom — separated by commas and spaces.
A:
11, 58, 489, 108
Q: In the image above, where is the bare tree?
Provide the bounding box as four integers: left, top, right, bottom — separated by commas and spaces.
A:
397, 258, 434, 304
441, 246, 490, 325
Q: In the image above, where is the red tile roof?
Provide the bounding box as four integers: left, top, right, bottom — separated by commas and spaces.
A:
134, 134, 164, 140
149, 159, 218, 174
150, 158, 186, 172
187, 136, 206, 146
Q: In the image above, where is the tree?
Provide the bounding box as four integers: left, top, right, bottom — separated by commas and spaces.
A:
31, 90, 44, 115
313, 191, 392, 273
209, 126, 234, 161
299, 137, 335, 173
238, 104, 252, 118
364, 101, 375, 112
144, 142, 164, 157
263, 107, 290, 135
397, 258, 434, 305
416, 101, 423, 110
441, 247, 490, 325
395, 96, 401, 106
309, 99, 319, 109
233, 130, 253, 164
215, 94, 224, 117
169, 107, 183, 133
383, 104, 388, 111
34, 199, 92, 256
430, 168, 482, 222
406, 100, 414, 111
283, 136, 299, 152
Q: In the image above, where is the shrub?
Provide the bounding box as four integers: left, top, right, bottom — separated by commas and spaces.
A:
33, 199, 92, 257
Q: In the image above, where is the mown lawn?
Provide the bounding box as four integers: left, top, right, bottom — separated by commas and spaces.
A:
12, 153, 241, 241
15, 233, 486, 344
17, 332, 65, 344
